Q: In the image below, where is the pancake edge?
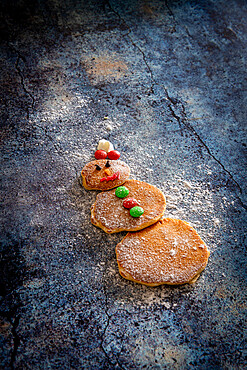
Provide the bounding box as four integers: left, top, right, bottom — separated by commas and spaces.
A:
115, 219, 210, 285
90, 186, 166, 233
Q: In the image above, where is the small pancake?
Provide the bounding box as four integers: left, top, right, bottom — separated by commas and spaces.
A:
91, 179, 166, 233
116, 218, 210, 286
81, 159, 130, 191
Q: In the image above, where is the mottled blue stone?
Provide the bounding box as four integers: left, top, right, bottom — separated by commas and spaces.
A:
0, 0, 246, 368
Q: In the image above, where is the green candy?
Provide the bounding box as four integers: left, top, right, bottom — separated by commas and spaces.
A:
115, 186, 129, 198
130, 206, 144, 218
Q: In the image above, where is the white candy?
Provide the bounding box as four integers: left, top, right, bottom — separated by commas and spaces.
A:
97, 139, 114, 153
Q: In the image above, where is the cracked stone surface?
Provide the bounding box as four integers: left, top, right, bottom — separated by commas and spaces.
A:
0, 0, 246, 368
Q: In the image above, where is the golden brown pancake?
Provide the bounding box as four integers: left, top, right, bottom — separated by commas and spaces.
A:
91, 179, 166, 233
81, 159, 130, 191
116, 218, 210, 286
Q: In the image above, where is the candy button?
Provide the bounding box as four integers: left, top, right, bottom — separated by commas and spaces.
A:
108, 150, 120, 160
130, 206, 144, 218
95, 150, 107, 160
123, 198, 138, 209
115, 186, 129, 198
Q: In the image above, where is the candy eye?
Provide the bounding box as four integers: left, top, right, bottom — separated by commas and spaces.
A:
95, 164, 101, 170
105, 160, 111, 168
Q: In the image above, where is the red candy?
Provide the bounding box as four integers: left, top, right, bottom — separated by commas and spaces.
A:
100, 171, 120, 182
95, 150, 107, 160
107, 150, 120, 160
123, 198, 138, 209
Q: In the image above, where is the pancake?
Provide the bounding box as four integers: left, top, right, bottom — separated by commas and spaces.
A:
91, 179, 166, 233
81, 159, 130, 191
116, 218, 210, 286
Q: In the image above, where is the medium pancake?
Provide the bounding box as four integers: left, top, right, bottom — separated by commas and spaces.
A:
116, 218, 210, 286
91, 179, 166, 233
81, 159, 130, 191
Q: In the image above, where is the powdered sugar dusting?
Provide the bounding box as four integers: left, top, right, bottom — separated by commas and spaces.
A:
116, 218, 209, 285
92, 179, 166, 232
82, 159, 130, 190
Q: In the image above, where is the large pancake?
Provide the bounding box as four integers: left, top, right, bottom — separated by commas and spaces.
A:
91, 179, 166, 233
81, 159, 130, 190
116, 218, 210, 286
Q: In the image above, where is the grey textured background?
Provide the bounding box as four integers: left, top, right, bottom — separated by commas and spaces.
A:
0, 0, 246, 368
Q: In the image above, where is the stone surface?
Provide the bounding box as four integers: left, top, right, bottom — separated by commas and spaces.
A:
0, 0, 246, 368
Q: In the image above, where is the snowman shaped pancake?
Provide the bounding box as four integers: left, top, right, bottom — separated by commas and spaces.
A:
81, 139, 209, 286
